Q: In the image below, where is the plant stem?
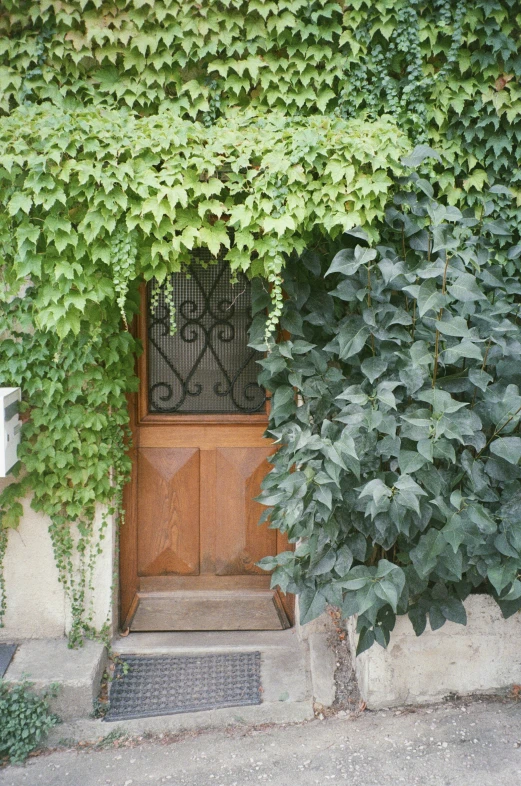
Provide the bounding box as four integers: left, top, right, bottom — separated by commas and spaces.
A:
367, 260, 375, 355
432, 253, 451, 389
441, 253, 450, 296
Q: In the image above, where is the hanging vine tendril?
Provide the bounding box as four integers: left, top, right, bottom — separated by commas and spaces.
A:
337, 0, 467, 143
0, 288, 137, 645
264, 268, 284, 347
111, 225, 138, 329
0, 529, 7, 624
150, 275, 177, 336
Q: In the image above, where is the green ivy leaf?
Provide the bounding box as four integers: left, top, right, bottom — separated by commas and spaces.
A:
361, 357, 387, 384
326, 245, 376, 277
401, 145, 441, 167
398, 450, 428, 474
487, 563, 517, 594
434, 316, 471, 337
336, 321, 371, 360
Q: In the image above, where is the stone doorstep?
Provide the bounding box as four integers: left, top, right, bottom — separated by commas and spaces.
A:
45, 696, 314, 747
4, 638, 107, 722
114, 629, 304, 656
114, 628, 336, 712
108, 628, 315, 724
2, 628, 340, 741
4, 629, 319, 744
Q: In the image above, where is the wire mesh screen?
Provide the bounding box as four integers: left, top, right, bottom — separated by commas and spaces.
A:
147, 253, 266, 414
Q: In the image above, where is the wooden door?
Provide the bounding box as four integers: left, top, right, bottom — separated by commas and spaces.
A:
120, 258, 293, 631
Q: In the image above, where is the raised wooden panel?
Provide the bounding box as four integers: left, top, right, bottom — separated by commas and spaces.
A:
214, 447, 277, 576
137, 447, 200, 577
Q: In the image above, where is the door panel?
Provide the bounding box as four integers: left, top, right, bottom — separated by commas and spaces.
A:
120, 257, 294, 631
137, 448, 200, 577
215, 447, 277, 576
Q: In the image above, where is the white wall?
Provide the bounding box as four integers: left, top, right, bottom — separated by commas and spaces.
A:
348, 595, 521, 708
0, 478, 116, 641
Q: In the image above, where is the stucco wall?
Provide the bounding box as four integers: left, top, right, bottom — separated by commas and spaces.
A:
0, 477, 116, 641
348, 594, 521, 709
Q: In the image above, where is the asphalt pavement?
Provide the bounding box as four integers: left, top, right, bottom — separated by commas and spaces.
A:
1, 698, 520, 786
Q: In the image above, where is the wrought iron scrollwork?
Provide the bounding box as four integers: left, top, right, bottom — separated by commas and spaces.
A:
148, 257, 266, 414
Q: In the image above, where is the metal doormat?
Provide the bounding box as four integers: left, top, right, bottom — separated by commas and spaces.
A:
104, 652, 262, 721
0, 643, 17, 678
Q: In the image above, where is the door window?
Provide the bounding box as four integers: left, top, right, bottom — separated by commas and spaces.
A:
147, 253, 266, 414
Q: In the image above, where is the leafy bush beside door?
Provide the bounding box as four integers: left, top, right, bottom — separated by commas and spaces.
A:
256, 158, 521, 653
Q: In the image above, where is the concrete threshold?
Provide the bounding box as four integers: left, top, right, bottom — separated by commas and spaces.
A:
45, 629, 314, 745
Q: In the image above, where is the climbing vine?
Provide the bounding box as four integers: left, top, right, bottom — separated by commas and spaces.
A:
0, 0, 519, 643
111, 224, 138, 329
0, 286, 138, 645
0, 105, 406, 639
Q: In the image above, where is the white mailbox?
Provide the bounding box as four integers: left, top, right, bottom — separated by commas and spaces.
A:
0, 388, 21, 477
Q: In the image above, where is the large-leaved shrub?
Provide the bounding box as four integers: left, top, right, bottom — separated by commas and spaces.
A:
256, 158, 521, 652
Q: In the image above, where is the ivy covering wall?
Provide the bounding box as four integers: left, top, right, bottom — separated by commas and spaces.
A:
1, 2, 519, 212
0, 0, 520, 644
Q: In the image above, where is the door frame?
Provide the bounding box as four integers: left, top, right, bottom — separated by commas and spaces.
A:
119, 283, 294, 630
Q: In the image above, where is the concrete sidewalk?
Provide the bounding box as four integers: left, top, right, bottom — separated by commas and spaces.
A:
1, 698, 521, 786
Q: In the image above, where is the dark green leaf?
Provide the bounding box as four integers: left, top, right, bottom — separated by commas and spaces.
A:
356, 628, 376, 655
410, 529, 446, 578
417, 279, 449, 317
447, 273, 487, 302
361, 357, 387, 384
490, 436, 521, 465
299, 587, 327, 626
401, 145, 442, 167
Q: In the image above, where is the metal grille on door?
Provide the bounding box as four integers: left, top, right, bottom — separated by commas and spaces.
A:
147, 253, 266, 414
